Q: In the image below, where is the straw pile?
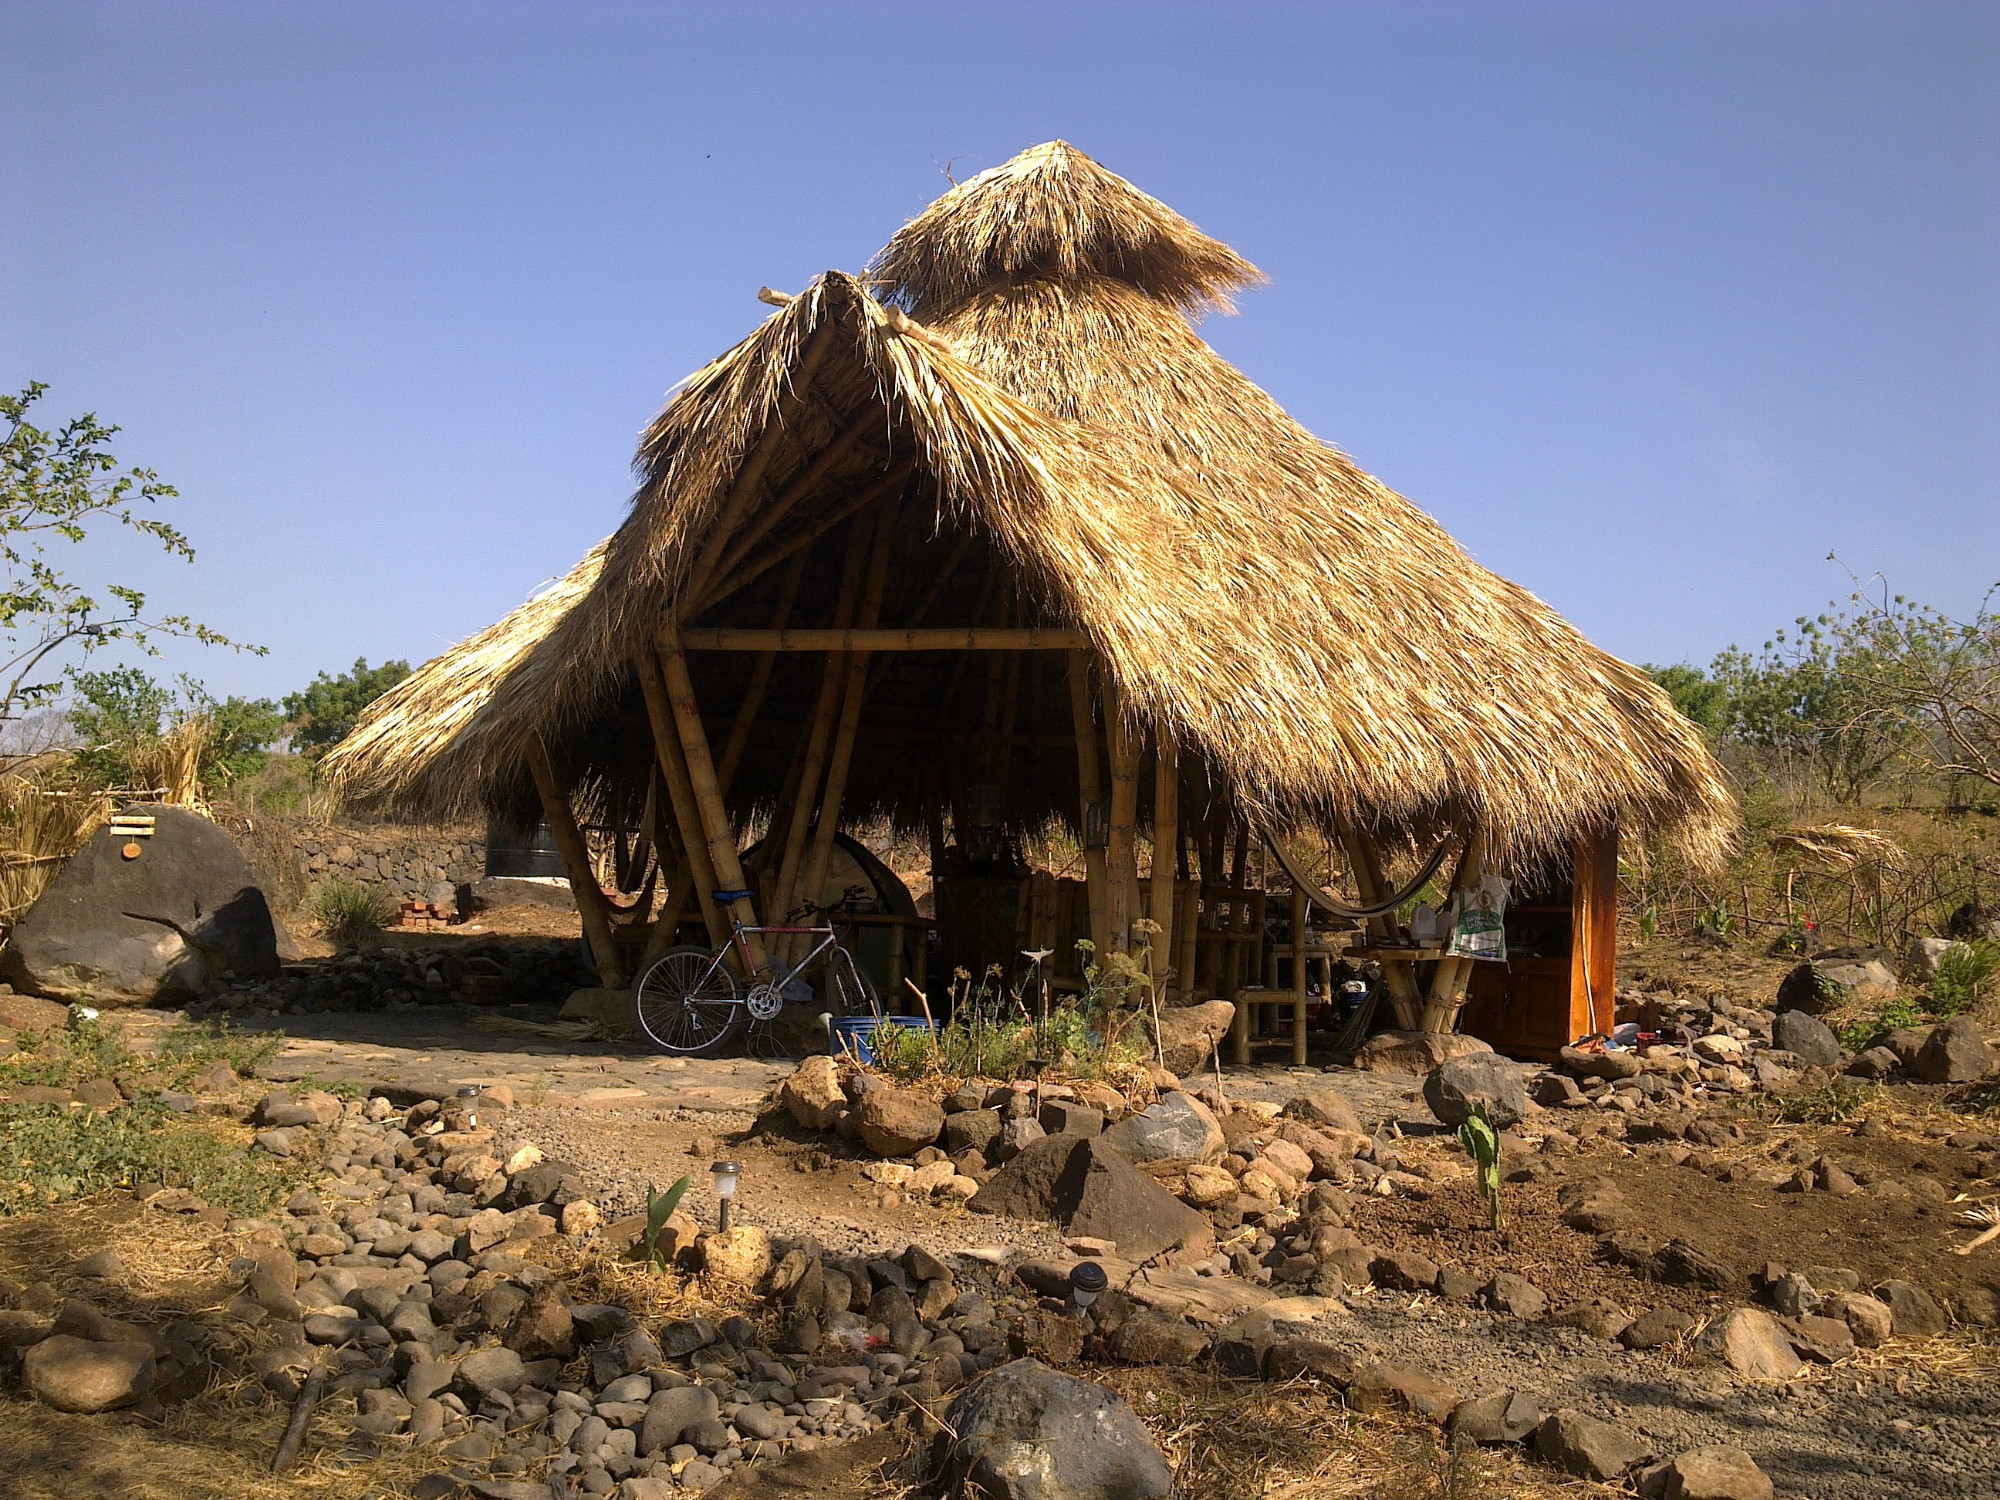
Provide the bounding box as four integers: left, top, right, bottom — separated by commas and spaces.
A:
327, 141, 1735, 871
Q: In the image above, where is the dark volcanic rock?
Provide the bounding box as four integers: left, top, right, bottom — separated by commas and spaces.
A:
937, 1359, 1172, 1500
970, 1136, 1211, 1261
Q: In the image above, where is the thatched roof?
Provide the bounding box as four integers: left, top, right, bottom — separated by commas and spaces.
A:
326, 141, 1735, 871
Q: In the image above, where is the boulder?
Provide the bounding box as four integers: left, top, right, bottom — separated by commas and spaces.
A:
1149, 1000, 1237, 1077
1776, 957, 1896, 1016
1352, 1030, 1493, 1077
1875, 1280, 1946, 1338
1699, 1308, 1802, 1380
1, 806, 281, 1004
970, 1136, 1212, 1261
1108, 1312, 1208, 1366
1846, 1046, 1901, 1081
555, 987, 636, 1040
1639, 1445, 1774, 1500
1101, 1092, 1225, 1166
639, 1383, 720, 1456
1822, 1292, 1893, 1347
857, 1088, 945, 1156
1910, 1017, 1994, 1084
943, 1108, 1005, 1156
779, 1056, 846, 1131
453, 1345, 527, 1396
1770, 1011, 1843, 1068
698, 1225, 772, 1287
1906, 936, 1966, 979
1447, 1390, 1544, 1445
1283, 1091, 1366, 1135
1536, 1410, 1652, 1481
1422, 1053, 1525, 1129
938, 1359, 1173, 1500
21, 1334, 156, 1412
1481, 1273, 1547, 1319
1559, 1044, 1642, 1080
1347, 1361, 1461, 1420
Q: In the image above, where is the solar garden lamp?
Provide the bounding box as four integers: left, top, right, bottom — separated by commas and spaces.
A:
1068, 1261, 1108, 1318
710, 1161, 742, 1233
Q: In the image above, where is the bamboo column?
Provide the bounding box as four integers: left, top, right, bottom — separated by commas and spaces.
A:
1104, 676, 1141, 955
799, 494, 901, 936
714, 550, 808, 798
649, 633, 769, 973
1149, 729, 1179, 998
1066, 650, 1111, 964
1340, 823, 1424, 1030
635, 652, 732, 952
1291, 882, 1310, 1065
1420, 830, 1486, 1033
526, 743, 626, 988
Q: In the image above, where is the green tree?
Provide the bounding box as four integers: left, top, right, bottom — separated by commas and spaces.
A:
1646, 663, 1730, 735
67, 666, 282, 791
283, 657, 411, 754
0, 383, 255, 754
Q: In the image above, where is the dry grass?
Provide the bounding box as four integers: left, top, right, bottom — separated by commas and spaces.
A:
127, 717, 214, 812
0, 762, 110, 924
325, 139, 1735, 877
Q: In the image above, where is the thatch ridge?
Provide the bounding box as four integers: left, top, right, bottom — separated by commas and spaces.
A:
326, 141, 1736, 873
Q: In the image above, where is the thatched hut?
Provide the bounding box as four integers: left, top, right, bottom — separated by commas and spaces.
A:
326, 142, 1734, 1059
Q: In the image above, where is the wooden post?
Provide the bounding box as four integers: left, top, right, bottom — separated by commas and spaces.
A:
650, 633, 768, 973
1150, 729, 1179, 998
635, 651, 731, 952
1340, 822, 1424, 1030
1066, 650, 1111, 965
800, 494, 901, 936
527, 742, 626, 988
1104, 675, 1141, 955
1176, 879, 1199, 1004
715, 550, 807, 798
1420, 830, 1485, 1033
1291, 882, 1310, 1065
638, 778, 695, 968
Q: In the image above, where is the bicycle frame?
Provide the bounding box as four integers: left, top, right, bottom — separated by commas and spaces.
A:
693, 914, 878, 1017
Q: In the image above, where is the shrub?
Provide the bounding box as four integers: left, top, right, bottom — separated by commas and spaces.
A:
0, 1096, 301, 1217
1932, 940, 1999, 1017
309, 877, 398, 942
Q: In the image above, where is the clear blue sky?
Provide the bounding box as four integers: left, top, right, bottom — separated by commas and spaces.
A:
4, 1, 1995, 706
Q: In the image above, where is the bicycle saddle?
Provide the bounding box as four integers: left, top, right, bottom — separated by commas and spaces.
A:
711, 889, 755, 904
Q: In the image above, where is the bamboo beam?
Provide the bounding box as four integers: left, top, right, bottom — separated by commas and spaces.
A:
526, 743, 626, 988
714, 550, 807, 797
1150, 729, 1179, 998
654, 627, 768, 972
679, 321, 836, 607
693, 420, 880, 610
768, 512, 874, 933
866, 530, 975, 694
1066, 651, 1111, 964
799, 492, 901, 945
697, 467, 911, 613
1104, 674, 1141, 955
1291, 882, 1310, 1065
677, 626, 1088, 652
634, 651, 732, 952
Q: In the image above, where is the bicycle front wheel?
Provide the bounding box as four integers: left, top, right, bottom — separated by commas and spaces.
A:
632, 947, 744, 1057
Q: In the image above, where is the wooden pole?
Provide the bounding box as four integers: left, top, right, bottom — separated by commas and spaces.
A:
1340, 822, 1424, 1030
697, 465, 910, 614
1291, 882, 1310, 1065
714, 549, 807, 798
1150, 728, 1179, 999
527, 742, 627, 989
800, 492, 901, 938
1066, 650, 1112, 966
692, 420, 880, 609
1420, 830, 1485, 1033
638, 774, 694, 968
653, 627, 768, 972
867, 529, 974, 695
1104, 676, 1141, 956
634, 652, 731, 952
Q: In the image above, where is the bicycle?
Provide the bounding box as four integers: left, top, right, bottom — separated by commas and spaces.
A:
630, 888, 883, 1057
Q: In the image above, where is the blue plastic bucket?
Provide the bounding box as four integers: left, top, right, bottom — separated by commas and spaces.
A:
828, 1015, 938, 1066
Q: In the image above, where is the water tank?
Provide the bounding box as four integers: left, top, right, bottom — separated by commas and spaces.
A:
484, 817, 566, 878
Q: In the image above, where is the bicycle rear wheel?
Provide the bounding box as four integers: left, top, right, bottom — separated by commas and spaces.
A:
632, 947, 744, 1057
827, 954, 881, 1020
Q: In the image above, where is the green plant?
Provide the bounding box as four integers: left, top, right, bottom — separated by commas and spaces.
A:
1695, 899, 1734, 940
1457, 1102, 1502, 1230
643, 1176, 691, 1272
283, 656, 411, 756
1931, 939, 1999, 1017
1773, 1080, 1874, 1125
0, 1096, 303, 1216
1638, 905, 1659, 942
1836, 990, 1924, 1053
309, 877, 398, 942
155, 1017, 283, 1082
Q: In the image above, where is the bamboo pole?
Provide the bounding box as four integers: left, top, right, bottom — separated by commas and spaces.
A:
800, 492, 901, 943
1104, 675, 1141, 955
677, 626, 1088, 652
634, 652, 731, 952
868, 530, 975, 695
1340, 822, 1423, 1030
678, 321, 836, 607
697, 464, 909, 614
1420, 830, 1485, 1033
692, 420, 880, 609
1066, 650, 1112, 965
714, 550, 808, 798
769, 511, 874, 934
1291, 882, 1310, 1066
527, 742, 626, 988
653, 627, 768, 972
1150, 729, 1179, 999
638, 781, 695, 969
1176, 879, 1199, 1004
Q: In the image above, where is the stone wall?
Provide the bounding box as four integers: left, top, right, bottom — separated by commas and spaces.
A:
286, 819, 486, 905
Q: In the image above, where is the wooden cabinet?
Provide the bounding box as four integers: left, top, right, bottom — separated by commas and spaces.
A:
1460, 822, 1617, 1061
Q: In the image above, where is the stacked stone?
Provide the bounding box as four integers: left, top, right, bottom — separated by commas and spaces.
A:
293, 821, 485, 906
196, 938, 590, 1018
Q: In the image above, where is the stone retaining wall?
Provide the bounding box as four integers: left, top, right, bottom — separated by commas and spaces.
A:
285, 819, 486, 905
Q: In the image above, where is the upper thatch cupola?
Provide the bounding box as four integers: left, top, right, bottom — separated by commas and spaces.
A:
869, 140, 1265, 319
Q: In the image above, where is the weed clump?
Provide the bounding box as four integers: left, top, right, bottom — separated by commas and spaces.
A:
307, 876, 397, 942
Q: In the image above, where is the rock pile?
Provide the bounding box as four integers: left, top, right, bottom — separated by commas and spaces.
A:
188, 937, 590, 1019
